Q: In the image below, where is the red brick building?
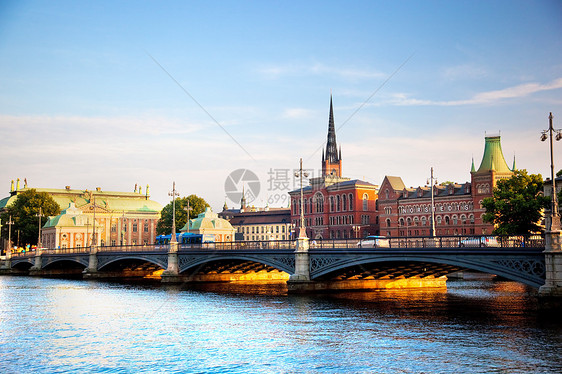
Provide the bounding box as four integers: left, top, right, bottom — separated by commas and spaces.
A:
377, 135, 514, 237
289, 97, 379, 239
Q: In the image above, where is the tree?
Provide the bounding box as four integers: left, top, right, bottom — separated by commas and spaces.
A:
0, 189, 61, 246
156, 194, 210, 235
482, 170, 549, 237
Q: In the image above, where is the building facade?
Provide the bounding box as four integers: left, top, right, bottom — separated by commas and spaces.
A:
2, 184, 162, 248
181, 207, 236, 242
289, 96, 380, 239
377, 135, 515, 237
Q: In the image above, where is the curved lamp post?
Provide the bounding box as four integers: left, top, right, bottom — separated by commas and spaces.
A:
541, 112, 562, 231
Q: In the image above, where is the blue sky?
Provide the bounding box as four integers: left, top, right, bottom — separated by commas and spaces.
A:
1, 0, 561, 211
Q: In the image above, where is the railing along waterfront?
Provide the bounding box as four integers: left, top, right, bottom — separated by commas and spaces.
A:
7, 235, 545, 256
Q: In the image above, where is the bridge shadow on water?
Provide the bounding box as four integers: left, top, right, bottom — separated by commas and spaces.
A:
88, 275, 562, 331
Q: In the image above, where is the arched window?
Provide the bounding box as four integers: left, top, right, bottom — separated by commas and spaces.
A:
362, 194, 368, 211
315, 193, 324, 213
386, 218, 391, 227
385, 189, 389, 199
349, 194, 353, 210
445, 216, 450, 225
330, 196, 335, 212
336, 195, 341, 211
342, 194, 347, 211
399, 218, 404, 227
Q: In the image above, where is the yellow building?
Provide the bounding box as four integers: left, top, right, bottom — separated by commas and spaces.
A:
1, 183, 162, 248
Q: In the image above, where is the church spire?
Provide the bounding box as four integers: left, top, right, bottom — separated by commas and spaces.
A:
325, 95, 340, 163
321, 95, 343, 178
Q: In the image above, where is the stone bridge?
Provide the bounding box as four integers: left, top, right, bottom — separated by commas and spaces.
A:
3, 237, 551, 293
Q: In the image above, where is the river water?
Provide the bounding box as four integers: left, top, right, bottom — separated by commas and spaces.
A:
0, 275, 560, 373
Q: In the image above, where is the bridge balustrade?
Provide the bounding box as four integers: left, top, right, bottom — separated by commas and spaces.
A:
7, 235, 545, 257
96, 244, 161, 252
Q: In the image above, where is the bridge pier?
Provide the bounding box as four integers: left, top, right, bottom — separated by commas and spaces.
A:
539, 229, 562, 299
28, 250, 43, 275
160, 242, 183, 283
82, 246, 99, 279
287, 234, 316, 293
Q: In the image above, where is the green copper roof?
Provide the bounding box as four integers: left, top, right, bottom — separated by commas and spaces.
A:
1, 187, 162, 213
475, 136, 512, 174
181, 207, 234, 231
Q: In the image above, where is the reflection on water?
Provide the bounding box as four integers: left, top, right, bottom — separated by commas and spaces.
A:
0, 275, 561, 374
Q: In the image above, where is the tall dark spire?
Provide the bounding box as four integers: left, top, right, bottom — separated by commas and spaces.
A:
325, 95, 340, 163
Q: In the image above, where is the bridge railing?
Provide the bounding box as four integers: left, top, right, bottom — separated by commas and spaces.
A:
96, 244, 161, 252
10, 235, 545, 256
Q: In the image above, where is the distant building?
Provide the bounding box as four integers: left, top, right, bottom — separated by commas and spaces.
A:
377, 135, 515, 237
288, 96, 380, 239
219, 198, 292, 241
1, 183, 162, 248
181, 207, 236, 242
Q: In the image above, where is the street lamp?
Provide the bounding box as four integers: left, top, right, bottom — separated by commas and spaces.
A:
427, 167, 437, 237
36, 207, 44, 250
168, 182, 179, 243
541, 112, 562, 231
7, 216, 13, 259
184, 200, 193, 234
294, 158, 309, 239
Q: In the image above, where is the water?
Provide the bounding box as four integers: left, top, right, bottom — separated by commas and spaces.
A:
0, 276, 560, 373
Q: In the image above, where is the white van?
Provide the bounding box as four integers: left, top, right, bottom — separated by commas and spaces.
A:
357, 236, 390, 248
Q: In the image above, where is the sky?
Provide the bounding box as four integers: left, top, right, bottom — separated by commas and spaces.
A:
1, 0, 561, 212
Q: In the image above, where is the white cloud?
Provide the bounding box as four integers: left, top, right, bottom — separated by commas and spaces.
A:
387, 77, 562, 106
282, 108, 317, 119
258, 62, 385, 81
443, 64, 488, 80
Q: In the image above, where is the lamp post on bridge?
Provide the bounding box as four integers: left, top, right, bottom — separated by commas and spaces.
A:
6, 216, 13, 261
36, 207, 43, 251
288, 158, 312, 287
169, 182, 179, 246
427, 167, 437, 237
541, 112, 562, 231
161, 181, 181, 282
539, 112, 562, 299
184, 200, 192, 234
295, 158, 309, 243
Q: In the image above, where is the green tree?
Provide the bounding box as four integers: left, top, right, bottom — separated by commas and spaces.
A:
0, 189, 61, 246
482, 170, 549, 237
156, 194, 210, 235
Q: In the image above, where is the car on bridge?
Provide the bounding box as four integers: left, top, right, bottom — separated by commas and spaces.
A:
459, 236, 499, 247
357, 236, 390, 248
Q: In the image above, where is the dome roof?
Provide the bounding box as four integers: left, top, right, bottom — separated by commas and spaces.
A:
181, 207, 234, 232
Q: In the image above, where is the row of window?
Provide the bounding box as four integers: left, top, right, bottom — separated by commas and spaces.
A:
292, 193, 371, 215
396, 227, 477, 236
110, 222, 151, 233
238, 225, 287, 234
396, 202, 474, 215
385, 214, 476, 228
243, 235, 288, 241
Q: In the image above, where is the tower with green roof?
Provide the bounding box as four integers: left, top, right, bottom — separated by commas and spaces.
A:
470, 135, 514, 234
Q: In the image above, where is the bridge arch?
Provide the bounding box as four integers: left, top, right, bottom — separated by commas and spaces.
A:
178, 253, 294, 276
310, 254, 545, 289
97, 255, 168, 272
